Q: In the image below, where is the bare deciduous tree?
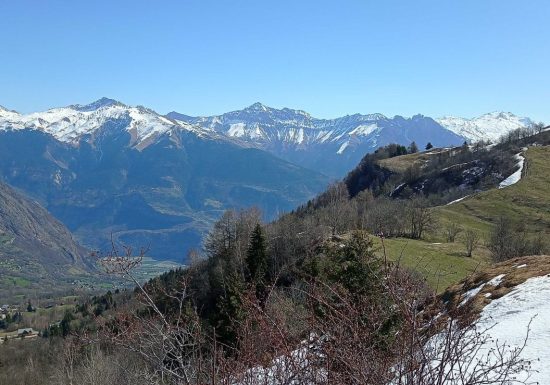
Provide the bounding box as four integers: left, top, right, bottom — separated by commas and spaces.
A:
408, 198, 436, 239
445, 222, 463, 243
319, 182, 350, 236
93, 236, 533, 385
464, 229, 480, 257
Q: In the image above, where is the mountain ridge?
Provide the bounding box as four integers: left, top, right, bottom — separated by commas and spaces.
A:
0, 108, 329, 262
0, 180, 93, 299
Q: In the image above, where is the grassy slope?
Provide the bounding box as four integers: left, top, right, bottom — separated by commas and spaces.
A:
377, 148, 450, 173
372, 237, 490, 292
437, 146, 550, 235
373, 146, 549, 291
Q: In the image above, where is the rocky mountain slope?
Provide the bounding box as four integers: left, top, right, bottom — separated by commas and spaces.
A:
169, 104, 534, 176
168, 103, 467, 176
0, 99, 328, 262
0, 181, 92, 299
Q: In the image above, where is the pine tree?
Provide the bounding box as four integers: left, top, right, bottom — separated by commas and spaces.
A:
245, 224, 269, 305
216, 270, 245, 347
425, 142, 433, 150
245, 224, 268, 283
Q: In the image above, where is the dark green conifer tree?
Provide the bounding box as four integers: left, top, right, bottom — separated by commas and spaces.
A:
245, 224, 269, 305
245, 224, 268, 283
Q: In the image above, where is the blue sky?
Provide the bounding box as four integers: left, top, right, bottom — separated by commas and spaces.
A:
1, 0, 548, 121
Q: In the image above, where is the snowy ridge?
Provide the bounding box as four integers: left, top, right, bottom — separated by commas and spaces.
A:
0, 98, 208, 146
168, 105, 465, 160
170, 104, 388, 149
2, 99, 535, 161
437, 112, 533, 143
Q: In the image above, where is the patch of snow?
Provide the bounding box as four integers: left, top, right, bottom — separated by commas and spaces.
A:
317, 130, 334, 143
446, 195, 470, 205
459, 283, 487, 307
486, 274, 505, 287
228, 123, 246, 137
296, 128, 304, 144
460, 274, 506, 307
516, 264, 527, 269
390, 183, 406, 197
337, 141, 349, 154
420, 275, 550, 385
236, 335, 326, 385
498, 153, 525, 188
348, 123, 378, 137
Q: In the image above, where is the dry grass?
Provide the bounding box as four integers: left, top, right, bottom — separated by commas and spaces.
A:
439, 255, 550, 318
376, 148, 452, 173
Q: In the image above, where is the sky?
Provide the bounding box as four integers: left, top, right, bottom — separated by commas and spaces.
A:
0, 0, 549, 121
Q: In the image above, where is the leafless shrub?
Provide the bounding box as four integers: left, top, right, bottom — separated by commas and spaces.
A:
464, 229, 480, 257
93, 237, 533, 385
445, 222, 463, 243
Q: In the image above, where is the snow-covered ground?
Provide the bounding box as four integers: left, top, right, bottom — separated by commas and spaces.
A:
426, 274, 550, 385
473, 275, 550, 384
235, 336, 325, 385
234, 272, 550, 385
499, 152, 525, 188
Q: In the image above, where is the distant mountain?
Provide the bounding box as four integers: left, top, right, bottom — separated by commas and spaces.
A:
168, 103, 466, 176
0, 181, 92, 299
0, 97, 218, 145
0, 99, 534, 261
0, 99, 329, 262
437, 112, 532, 143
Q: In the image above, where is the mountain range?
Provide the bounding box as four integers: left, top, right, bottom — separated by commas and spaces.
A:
0, 98, 534, 261
0, 99, 328, 262
169, 104, 533, 176
1, 99, 533, 177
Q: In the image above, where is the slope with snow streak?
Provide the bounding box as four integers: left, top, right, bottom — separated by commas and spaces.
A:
499, 152, 525, 188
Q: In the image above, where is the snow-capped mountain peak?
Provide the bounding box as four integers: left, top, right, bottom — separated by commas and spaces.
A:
0, 98, 209, 146
244, 102, 270, 112
437, 111, 532, 143
167, 103, 468, 176
70, 97, 126, 112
